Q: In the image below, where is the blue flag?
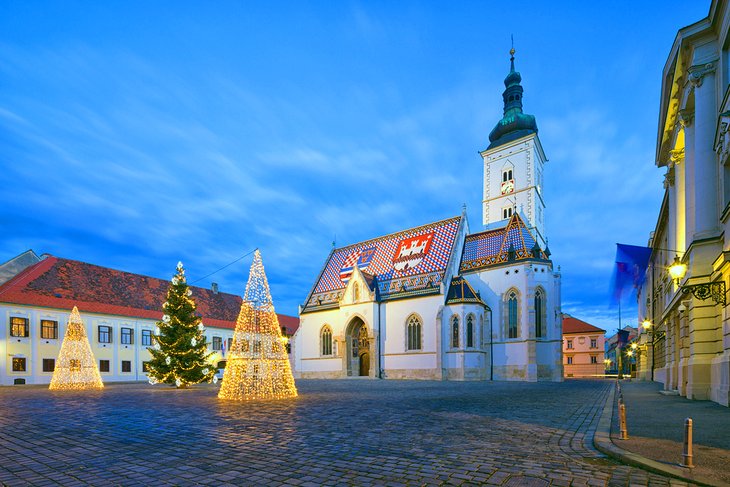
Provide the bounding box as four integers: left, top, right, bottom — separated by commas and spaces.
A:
610, 243, 652, 305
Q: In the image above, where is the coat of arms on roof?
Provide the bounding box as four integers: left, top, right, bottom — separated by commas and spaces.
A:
339, 247, 376, 282
392, 233, 434, 272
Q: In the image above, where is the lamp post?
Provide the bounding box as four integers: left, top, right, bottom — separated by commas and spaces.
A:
604, 358, 611, 377
642, 318, 654, 381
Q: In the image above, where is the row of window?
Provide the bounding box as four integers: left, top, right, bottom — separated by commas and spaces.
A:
10, 317, 60, 339
9, 318, 240, 351
450, 314, 478, 348
565, 355, 599, 365
506, 288, 546, 339
319, 289, 548, 357
11, 357, 150, 373
565, 338, 599, 349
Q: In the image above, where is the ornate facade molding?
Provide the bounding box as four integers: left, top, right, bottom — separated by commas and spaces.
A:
688, 62, 716, 88
669, 147, 685, 166
717, 114, 730, 162
663, 166, 675, 189
678, 108, 694, 127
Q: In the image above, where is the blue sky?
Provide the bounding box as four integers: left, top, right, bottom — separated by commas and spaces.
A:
0, 2, 709, 331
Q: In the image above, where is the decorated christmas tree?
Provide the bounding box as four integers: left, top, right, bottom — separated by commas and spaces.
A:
49, 306, 104, 390
147, 261, 217, 388
218, 250, 298, 400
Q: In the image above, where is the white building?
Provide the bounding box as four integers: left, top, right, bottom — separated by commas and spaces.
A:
293, 51, 563, 381
637, 0, 730, 406
0, 251, 298, 386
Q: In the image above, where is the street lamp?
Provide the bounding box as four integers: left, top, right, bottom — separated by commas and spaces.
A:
667, 254, 725, 305
668, 255, 687, 283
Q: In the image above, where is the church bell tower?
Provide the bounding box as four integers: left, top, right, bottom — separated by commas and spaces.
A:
481, 48, 547, 248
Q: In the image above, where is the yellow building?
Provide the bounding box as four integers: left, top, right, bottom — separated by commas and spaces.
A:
0, 251, 298, 386
638, 0, 730, 406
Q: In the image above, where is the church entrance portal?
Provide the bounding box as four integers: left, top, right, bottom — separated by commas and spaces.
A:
359, 352, 370, 376
346, 317, 371, 377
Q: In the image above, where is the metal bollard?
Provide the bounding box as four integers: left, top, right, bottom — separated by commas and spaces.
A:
680, 418, 694, 468
619, 403, 628, 440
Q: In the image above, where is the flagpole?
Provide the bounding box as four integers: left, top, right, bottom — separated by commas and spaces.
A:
618, 299, 623, 380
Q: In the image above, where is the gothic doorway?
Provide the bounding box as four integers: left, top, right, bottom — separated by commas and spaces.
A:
346, 317, 371, 377
359, 352, 370, 376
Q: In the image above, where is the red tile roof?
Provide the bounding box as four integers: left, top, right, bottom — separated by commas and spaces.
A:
562, 315, 605, 335
0, 255, 298, 333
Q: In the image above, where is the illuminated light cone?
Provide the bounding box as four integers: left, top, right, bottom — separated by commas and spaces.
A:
218, 250, 298, 400
49, 306, 104, 390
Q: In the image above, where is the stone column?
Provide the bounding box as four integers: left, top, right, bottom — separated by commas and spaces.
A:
689, 62, 720, 239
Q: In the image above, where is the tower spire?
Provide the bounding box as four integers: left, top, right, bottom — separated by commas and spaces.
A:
486, 45, 538, 150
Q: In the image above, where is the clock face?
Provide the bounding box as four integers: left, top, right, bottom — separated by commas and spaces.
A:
501, 179, 515, 195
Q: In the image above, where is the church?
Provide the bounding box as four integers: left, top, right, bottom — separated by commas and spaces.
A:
292, 50, 563, 381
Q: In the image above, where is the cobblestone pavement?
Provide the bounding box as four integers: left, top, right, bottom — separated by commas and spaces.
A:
0, 379, 693, 486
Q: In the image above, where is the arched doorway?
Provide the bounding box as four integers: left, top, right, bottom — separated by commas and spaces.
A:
346, 317, 371, 377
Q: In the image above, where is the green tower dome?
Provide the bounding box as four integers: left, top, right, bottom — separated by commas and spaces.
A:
487, 49, 538, 149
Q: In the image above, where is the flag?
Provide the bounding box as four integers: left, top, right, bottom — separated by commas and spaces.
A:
221, 337, 226, 357
610, 243, 652, 305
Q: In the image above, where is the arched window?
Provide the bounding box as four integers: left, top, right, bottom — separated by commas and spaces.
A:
508, 290, 519, 339
353, 283, 360, 302
451, 316, 459, 348
466, 314, 475, 348
535, 288, 546, 338
406, 314, 422, 351
321, 326, 333, 356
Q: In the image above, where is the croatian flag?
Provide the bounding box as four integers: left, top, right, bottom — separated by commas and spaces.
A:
610, 243, 652, 306
221, 337, 226, 357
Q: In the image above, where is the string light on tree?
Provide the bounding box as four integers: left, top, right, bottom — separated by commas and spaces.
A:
146, 261, 217, 388
49, 306, 104, 391
218, 250, 298, 401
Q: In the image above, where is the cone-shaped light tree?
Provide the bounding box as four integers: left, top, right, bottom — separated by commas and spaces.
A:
219, 250, 298, 400
147, 261, 217, 388
49, 306, 104, 390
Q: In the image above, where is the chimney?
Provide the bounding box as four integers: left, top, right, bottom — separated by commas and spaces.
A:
211, 282, 219, 294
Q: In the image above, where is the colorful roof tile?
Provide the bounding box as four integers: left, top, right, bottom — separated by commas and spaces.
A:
445, 276, 487, 307
460, 213, 547, 273
0, 255, 298, 332
303, 216, 462, 311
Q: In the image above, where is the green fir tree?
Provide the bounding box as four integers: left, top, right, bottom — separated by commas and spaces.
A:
147, 261, 217, 388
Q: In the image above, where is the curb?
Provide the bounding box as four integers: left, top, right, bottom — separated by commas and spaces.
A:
593, 383, 728, 487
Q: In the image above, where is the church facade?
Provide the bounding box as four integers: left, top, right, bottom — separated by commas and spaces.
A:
292, 52, 563, 381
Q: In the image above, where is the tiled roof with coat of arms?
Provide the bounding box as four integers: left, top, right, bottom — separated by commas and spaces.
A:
0, 254, 298, 332
302, 216, 462, 312
459, 213, 547, 273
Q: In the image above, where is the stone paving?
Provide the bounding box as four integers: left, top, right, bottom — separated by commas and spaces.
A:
0, 379, 694, 486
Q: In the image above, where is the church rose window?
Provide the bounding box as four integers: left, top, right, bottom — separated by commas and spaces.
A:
406, 315, 422, 351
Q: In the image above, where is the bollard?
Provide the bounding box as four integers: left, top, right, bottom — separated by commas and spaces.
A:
619, 403, 628, 440
680, 417, 694, 468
